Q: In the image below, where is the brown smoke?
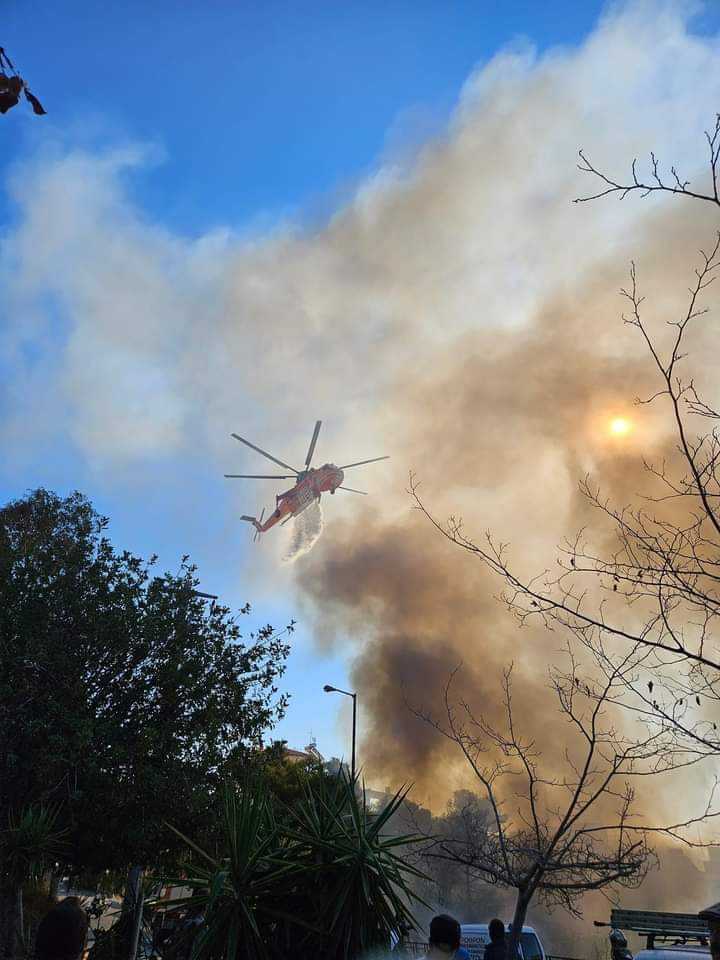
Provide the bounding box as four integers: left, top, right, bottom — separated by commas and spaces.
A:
297, 196, 720, 806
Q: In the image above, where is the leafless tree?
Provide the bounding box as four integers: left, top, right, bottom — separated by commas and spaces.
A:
412, 654, 718, 960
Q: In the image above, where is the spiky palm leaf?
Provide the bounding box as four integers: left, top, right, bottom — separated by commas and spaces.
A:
287, 771, 428, 959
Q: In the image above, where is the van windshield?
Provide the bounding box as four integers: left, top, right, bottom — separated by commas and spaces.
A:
520, 933, 543, 960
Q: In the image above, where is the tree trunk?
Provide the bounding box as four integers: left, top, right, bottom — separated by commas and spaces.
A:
508, 890, 531, 960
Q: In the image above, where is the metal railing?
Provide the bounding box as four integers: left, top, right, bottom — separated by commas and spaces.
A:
609, 911, 709, 941
594, 910, 711, 951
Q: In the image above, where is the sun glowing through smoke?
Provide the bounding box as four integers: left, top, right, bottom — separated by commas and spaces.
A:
609, 417, 632, 437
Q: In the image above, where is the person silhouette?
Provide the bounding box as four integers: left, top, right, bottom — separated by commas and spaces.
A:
484, 919, 507, 960
35, 898, 89, 960
428, 915, 465, 959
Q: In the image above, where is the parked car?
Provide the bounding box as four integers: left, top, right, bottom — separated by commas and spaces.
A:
460, 923, 546, 960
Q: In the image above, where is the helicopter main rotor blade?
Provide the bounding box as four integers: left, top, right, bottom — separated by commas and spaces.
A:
224, 474, 295, 479
338, 456, 390, 470
231, 433, 299, 474
338, 485, 367, 495
305, 420, 322, 468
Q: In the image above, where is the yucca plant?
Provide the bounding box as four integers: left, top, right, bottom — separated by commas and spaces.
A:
159, 772, 426, 960
158, 779, 312, 960
286, 771, 428, 960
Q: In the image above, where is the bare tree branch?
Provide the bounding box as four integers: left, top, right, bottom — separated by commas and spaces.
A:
575, 116, 720, 207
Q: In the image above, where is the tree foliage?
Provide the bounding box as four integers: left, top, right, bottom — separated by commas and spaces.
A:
0, 488, 291, 875
385, 789, 506, 928
242, 743, 329, 811
0, 805, 65, 960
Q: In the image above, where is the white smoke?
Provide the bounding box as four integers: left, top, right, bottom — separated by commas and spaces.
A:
283, 501, 324, 563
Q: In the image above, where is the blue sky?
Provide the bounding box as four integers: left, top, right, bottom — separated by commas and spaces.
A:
2, 0, 616, 231
3, 0, 720, 766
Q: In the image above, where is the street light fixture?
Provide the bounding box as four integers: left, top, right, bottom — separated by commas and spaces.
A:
192, 590, 218, 601
323, 684, 357, 782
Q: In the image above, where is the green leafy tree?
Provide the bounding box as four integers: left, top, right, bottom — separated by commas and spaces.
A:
0, 488, 291, 887
288, 772, 426, 959
251, 743, 331, 810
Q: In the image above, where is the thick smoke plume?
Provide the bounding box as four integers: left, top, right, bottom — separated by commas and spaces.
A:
297, 199, 720, 802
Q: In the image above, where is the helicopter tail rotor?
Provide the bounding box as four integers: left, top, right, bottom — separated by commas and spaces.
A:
240, 508, 265, 543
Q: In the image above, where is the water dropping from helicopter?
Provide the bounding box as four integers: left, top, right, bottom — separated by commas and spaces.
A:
283, 500, 324, 562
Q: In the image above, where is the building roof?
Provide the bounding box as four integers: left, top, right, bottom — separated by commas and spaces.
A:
283, 742, 325, 763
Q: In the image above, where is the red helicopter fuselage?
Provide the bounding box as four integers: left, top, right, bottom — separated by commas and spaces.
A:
250, 464, 344, 534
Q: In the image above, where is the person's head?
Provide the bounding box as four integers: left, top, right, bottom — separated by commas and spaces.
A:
489, 919, 506, 943
429, 914, 462, 954
35, 898, 89, 960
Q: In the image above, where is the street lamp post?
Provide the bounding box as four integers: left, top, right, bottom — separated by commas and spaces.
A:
323, 684, 357, 781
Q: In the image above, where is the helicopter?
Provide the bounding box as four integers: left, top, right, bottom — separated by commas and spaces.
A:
225, 420, 388, 540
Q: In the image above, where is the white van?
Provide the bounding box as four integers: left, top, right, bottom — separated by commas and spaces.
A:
460, 924, 546, 960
